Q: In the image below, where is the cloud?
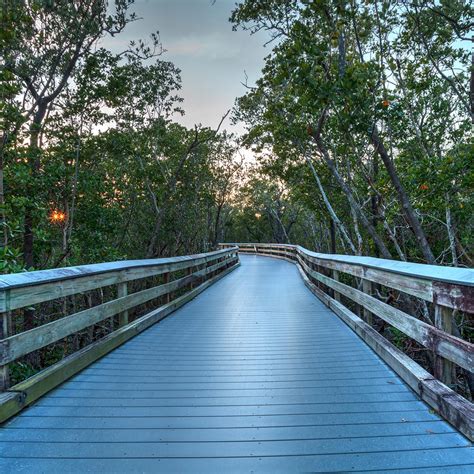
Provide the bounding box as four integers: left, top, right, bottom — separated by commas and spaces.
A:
101, 0, 269, 133
166, 33, 242, 60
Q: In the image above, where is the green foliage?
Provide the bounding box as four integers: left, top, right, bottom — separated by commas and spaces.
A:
0, 0, 243, 273
229, 0, 473, 265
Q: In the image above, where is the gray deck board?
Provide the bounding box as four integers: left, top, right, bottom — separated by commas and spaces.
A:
1, 255, 473, 472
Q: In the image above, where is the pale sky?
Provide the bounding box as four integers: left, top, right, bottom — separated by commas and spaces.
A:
101, 0, 268, 136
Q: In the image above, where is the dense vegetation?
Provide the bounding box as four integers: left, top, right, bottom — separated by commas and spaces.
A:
0, 1, 472, 392
230, 0, 473, 267
1, 0, 243, 275
1, 1, 472, 272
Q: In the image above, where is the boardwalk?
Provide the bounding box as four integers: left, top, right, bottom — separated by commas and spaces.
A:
1, 255, 473, 472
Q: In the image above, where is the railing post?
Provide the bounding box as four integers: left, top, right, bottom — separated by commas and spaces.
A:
332, 270, 341, 302
0, 311, 11, 390
164, 272, 171, 303
434, 304, 454, 386
362, 279, 373, 325
117, 282, 128, 327
188, 265, 194, 289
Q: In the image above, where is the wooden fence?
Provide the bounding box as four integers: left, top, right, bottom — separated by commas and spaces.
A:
0, 247, 239, 422
219, 242, 474, 440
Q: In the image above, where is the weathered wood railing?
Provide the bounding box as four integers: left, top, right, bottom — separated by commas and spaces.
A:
219, 242, 474, 440
0, 247, 239, 421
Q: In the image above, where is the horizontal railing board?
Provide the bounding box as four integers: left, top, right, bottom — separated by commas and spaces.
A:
300, 252, 433, 302
0, 248, 238, 312
300, 247, 474, 287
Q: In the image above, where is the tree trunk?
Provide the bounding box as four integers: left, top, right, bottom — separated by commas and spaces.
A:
330, 218, 336, 254
445, 199, 458, 267
370, 127, 436, 264
304, 154, 357, 254
310, 133, 393, 259
470, 41, 474, 124
212, 201, 224, 248
23, 105, 47, 270
0, 134, 7, 248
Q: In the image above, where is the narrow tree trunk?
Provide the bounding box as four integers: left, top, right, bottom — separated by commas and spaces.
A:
23, 106, 47, 270
445, 199, 458, 267
310, 133, 393, 259
470, 39, 474, 124
304, 154, 357, 254
213, 202, 224, 248
351, 207, 363, 255
370, 127, 435, 264
0, 134, 7, 248
330, 218, 336, 254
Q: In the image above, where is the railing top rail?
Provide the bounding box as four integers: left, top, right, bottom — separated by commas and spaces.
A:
220, 243, 474, 287
297, 247, 474, 287
224, 242, 296, 250
0, 247, 238, 291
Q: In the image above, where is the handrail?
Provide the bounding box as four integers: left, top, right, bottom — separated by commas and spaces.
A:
219, 242, 474, 440
0, 247, 239, 421
0, 247, 236, 311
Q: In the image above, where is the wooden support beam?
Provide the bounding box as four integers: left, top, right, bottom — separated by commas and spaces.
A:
117, 282, 128, 327
362, 279, 373, 325
164, 272, 170, 304
434, 304, 455, 387
332, 270, 341, 302
0, 311, 11, 390
187, 266, 194, 289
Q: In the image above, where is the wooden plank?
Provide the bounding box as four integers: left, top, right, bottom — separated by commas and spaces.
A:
332, 270, 341, 302
434, 304, 455, 386
0, 421, 456, 443
0, 431, 468, 457
2, 451, 474, 473
0, 259, 233, 365
163, 272, 170, 304
362, 279, 373, 325
433, 280, 474, 313
0, 311, 11, 390
117, 283, 128, 327
301, 251, 434, 302
297, 256, 474, 373
296, 245, 474, 287
0, 247, 236, 291
0, 260, 240, 424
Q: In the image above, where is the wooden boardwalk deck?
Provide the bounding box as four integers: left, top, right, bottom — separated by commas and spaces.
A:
1, 255, 473, 472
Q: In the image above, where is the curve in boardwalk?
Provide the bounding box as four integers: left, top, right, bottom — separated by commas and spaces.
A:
1, 255, 473, 472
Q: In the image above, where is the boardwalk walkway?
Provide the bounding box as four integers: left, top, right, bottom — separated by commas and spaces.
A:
1, 255, 473, 472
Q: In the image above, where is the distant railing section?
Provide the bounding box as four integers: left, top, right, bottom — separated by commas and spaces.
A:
219, 242, 474, 440
0, 247, 239, 421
